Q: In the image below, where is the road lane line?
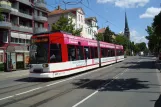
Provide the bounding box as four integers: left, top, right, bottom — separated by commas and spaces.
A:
72, 91, 98, 107
15, 87, 42, 96
72, 68, 129, 107
0, 96, 14, 101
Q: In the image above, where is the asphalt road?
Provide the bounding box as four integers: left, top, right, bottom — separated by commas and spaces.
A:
0, 56, 160, 107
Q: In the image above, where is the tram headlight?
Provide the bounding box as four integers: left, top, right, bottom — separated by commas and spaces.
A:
43, 64, 48, 68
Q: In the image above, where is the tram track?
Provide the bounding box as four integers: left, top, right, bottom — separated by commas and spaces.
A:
0, 59, 127, 96
0, 58, 137, 107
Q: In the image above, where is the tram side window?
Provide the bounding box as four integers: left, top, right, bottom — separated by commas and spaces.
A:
76, 46, 84, 60
50, 43, 62, 63
104, 48, 108, 57
84, 46, 90, 59
94, 47, 98, 58
108, 49, 111, 57
68, 45, 76, 61
90, 47, 95, 59
116, 50, 119, 56
111, 49, 115, 57
101, 48, 106, 58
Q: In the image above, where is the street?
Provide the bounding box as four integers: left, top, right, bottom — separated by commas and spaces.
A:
0, 56, 160, 107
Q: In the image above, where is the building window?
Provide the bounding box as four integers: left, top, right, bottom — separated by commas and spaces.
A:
78, 14, 80, 21
50, 43, 62, 63
11, 37, 15, 42
0, 53, 3, 63
81, 16, 82, 22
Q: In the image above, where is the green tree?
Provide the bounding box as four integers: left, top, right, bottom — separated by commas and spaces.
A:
146, 11, 161, 55
103, 26, 114, 43
95, 33, 104, 41
153, 11, 161, 37
52, 15, 82, 36
115, 33, 129, 50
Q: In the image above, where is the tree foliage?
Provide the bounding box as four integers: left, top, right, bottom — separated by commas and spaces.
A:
115, 33, 129, 50
95, 33, 104, 41
103, 26, 115, 43
146, 11, 161, 54
51, 15, 82, 36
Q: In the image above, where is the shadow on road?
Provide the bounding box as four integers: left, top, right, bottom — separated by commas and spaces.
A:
154, 95, 161, 107
73, 78, 149, 91
119, 60, 156, 70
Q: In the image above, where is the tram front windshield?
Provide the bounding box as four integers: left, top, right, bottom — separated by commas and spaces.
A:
30, 43, 49, 64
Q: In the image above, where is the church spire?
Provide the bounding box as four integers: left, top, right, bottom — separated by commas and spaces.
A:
124, 12, 130, 40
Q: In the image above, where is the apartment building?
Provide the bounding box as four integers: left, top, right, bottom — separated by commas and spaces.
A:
84, 17, 98, 39
0, 0, 48, 71
48, 6, 98, 40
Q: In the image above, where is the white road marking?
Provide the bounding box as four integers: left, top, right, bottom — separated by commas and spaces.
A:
0, 96, 14, 101
72, 68, 129, 107
0, 65, 113, 101
15, 87, 42, 96
72, 91, 98, 107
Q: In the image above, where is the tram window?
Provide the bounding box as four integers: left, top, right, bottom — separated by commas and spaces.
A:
68, 45, 76, 61
111, 49, 115, 56
76, 46, 84, 60
50, 43, 62, 63
107, 49, 111, 57
84, 46, 90, 59
90, 47, 95, 59
104, 48, 107, 57
101, 48, 106, 58
94, 47, 98, 58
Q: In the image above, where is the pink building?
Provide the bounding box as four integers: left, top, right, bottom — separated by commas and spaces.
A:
0, 0, 49, 71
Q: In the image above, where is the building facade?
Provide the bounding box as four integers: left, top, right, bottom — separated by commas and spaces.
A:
84, 17, 98, 39
0, 0, 48, 71
48, 6, 98, 40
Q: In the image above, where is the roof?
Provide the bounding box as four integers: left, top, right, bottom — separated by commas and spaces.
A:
48, 6, 84, 16
85, 17, 97, 22
98, 28, 106, 33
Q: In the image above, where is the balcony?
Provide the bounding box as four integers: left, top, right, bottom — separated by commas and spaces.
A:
34, 27, 47, 34
35, 1, 47, 10
0, 1, 11, 12
11, 9, 32, 20
16, 0, 31, 6
19, 12, 32, 20
0, 21, 11, 29
11, 25, 33, 33
34, 15, 47, 22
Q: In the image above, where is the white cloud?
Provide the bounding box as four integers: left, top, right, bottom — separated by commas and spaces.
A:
97, 0, 149, 8
130, 30, 148, 44
140, 7, 161, 18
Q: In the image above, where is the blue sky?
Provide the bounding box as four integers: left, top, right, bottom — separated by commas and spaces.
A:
46, 0, 161, 44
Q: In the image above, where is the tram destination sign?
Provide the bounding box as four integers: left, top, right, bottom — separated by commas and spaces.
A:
32, 37, 48, 43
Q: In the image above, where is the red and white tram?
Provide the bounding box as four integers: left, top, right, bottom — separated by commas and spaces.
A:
29, 31, 124, 78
